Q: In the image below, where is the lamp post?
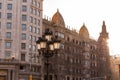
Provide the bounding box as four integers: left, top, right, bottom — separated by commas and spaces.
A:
36, 29, 61, 80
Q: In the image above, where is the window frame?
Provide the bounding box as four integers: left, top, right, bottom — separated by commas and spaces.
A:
21, 33, 26, 40
7, 13, 12, 19
21, 53, 26, 61
23, 0, 27, 2
0, 3, 2, 9
7, 22, 12, 29
5, 42, 11, 49
22, 5, 27, 12
22, 15, 27, 21
22, 24, 27, 30
7, 4, 12, 10
21, 43, 26, 49
6, 32, 11, 38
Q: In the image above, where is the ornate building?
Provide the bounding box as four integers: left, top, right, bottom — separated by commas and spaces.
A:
42, 10, 111, 80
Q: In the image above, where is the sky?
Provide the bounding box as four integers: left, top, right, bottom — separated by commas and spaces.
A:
43, 0, 120, 56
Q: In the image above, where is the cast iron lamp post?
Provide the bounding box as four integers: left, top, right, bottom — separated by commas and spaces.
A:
36, 29, 61, 80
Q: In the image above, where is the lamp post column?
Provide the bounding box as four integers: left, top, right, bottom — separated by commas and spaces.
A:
36, 29, 61, 80
46, 58, 49, 80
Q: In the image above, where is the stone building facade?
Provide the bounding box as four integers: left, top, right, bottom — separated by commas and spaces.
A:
0, 0, 43, 80
42, 10, 111, 80
110, 55, 120, 80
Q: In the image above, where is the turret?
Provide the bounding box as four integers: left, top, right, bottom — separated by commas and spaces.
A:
99, 21, 109, 40
79, 23, 89, 40
97, 21, 111, 80
52, 9, 65, 27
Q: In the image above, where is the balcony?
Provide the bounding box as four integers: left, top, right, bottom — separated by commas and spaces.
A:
0, 58, 19, 65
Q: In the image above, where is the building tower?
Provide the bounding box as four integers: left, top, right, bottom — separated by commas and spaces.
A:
97, 21, 111, 80
0, 0, 43, 80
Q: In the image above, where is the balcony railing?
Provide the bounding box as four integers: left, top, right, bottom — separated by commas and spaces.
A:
0, 58, 19, 65
0, 58, 42, 66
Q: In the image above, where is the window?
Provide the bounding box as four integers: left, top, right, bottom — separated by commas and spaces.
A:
22, 6, 27, 12
6, 32, 11, 38
30, 0, 33, 4
0, 12, 1, 18
32, 45, 36, 51
67, 37, 70, 41
67, 76, 70, 80
30, 7, 33, 14
56, 32, 64, 38
29, 44, 32, 51
60, 44, 64, 49
22, 33, 26, 40
38, 11, 40, 17
30, 26, 32, 32
21, 53, 25, 61
33, 9, 37, 15
22, 15, 27, 21
30, 35, 32, 41
7, 22, 12, 29
33, 36, 36, 42
37, 28, 40, 34
38, 2, 40, 8
21, 43, 26, 49
38, 19, 40, 26
0, 3, 2, 9
7, 13, 12, 19
30, 16, 33, 23
5, 42, 11, 49
34, 0, 37, 6
33, 27, 36, 33
23, 0, 27, 2
34, 18, 37, 24
5, 52, 11, 58
61, 33, 64, 38
19, 65, 26, 71
0, 22, 1, 28
22, 24, 26, 30
7, 4, 12, 10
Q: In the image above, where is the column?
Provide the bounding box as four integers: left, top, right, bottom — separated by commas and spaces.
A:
7, 69, 11, 80
12, 69, 15, 80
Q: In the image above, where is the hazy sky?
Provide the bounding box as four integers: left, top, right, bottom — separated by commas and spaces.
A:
43, 0, 120, 55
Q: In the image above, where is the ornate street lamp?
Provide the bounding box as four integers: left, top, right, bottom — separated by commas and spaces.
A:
36, 28, 61, 80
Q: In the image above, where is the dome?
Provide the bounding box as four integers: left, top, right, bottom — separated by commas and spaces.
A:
79, 24, 89, 39
52, 9, 65, 27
